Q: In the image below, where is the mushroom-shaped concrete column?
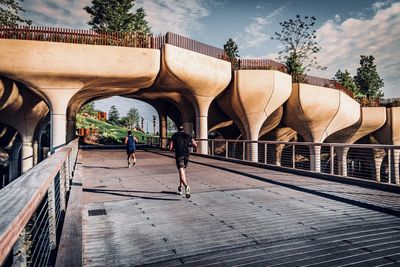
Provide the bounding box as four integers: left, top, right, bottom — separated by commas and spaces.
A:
0, 78, 48, 173
223, 70, 292, 162
326, 107, 386, 177
157, 44, 231, 154
374, 107, 400, 184
284, 83, 360, 172
0, 39, 160, 149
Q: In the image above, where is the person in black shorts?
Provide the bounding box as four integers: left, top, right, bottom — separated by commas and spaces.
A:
124, 130, 138, 167
170, 125, 197, 198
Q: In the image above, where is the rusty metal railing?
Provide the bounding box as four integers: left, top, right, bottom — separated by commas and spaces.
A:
0, 25, 154, 48
238, 58, 287, 72
165, 32, 228, 60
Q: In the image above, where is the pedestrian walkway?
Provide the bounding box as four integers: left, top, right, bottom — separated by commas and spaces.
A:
82, 149, 400, 266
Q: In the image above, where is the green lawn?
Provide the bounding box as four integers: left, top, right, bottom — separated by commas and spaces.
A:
76, 114, 158, 144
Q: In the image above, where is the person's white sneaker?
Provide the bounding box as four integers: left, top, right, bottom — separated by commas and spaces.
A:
128, 163, 131, 168
177, 185, 183, 195
185, 185, 191, 199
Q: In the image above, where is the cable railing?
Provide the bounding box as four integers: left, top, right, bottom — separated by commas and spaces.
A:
148, 137, 400, 186
0, 138, 79, 267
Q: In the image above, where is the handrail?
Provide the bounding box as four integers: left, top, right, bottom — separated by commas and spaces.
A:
0, 139, 79, 266
147, 137, 400, 186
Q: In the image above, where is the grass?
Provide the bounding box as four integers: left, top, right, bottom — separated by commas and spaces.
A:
76, 114, 157, 144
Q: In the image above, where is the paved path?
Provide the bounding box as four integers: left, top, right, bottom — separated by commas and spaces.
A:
82, 149, 400, 266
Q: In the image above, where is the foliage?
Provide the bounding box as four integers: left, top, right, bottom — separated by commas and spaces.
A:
132, 7, 151, 34
333, 69, 362, 97
108, 105, 119, 125
124, 107, 140, 129
84, 0, 151, 33
354, 55, 384, 98
224, 38, 239, 69
272, 15, 325, 79
285, 53, 307, 83
0, 0, 31, 26
78, 102, 98, 117
167, 117, 176, 132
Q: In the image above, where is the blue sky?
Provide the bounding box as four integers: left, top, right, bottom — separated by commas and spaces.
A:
21, 0, 400, 131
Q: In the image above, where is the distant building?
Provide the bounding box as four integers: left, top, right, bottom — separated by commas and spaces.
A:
97, 111, 107, 121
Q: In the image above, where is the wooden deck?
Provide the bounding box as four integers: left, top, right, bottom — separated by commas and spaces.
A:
80, 149, 400, 266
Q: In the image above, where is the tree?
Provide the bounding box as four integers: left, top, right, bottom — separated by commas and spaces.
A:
285, 53, 307, 83
354, 55, 384, 98
167, 117, 176, 132
333, 69, 362, 97
0, 0, 32, 26
79, 102, 97, 117
125, 107, 140, 129
132, 7, 151, 34
84, 0, 151, 33
108, 105, 119, 125
272, 15, 326, 81
224, 38, 239, 69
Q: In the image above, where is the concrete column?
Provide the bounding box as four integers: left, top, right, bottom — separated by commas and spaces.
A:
42, 89, 79, 150
21, 140, 34, 173
66, 118, 76, 143
310, 145, 321, 172
196, 115, 208, 154
33, 140, 39, 166
394, 149, 400, 184
275, 144, 285, 166
373, 148, 385, 182
195, 97, 212, 155
9, 141, 22, 181
249, 131, 259, 162
159, 113, 167, 149
335, 147, 350, 176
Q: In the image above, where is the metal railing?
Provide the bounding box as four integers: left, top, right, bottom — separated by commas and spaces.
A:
150, 137, 400, 186
165, 32, 228, 60
237, 58, 287, 72
0, 139, 79, 266
0, 25, 154, 48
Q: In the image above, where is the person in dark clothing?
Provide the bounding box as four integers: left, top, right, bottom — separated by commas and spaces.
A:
124, 130, 138, 167
170, 125, 197, 198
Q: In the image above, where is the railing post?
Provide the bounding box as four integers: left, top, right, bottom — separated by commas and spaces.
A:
211, 140, 214, 156
47, 181, 57, 250
242, 142, 245, 161
264, 143, 268, 164
12, 229, 28, 267
59, 162, 67, 212
330, 146, 334, 175
292, 144, 296, 169
225, 141, 228, 158
388, 148, 392, 184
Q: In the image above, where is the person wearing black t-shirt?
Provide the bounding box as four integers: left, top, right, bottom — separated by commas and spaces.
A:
170, 125, 197, 198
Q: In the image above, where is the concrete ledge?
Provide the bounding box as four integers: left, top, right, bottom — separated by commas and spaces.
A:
55, 151, 83, 267
191, 152, 400, 194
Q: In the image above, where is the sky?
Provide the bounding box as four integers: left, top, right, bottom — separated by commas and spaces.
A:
21, 0, 400, 131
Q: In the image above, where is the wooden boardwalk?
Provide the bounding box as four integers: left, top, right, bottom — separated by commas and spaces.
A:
81, 149, 400, 266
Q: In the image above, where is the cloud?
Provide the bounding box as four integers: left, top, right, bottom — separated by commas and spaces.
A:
23, 0, 91, 28
311, 2, 400, 98
135, 0, 212, 36
238, 5, 286, 50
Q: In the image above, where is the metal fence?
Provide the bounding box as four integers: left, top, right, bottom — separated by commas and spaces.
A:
150, 137, 400, 186
237, 58, 287, 72
0, 139, 79, 267
0, 25, 154, 48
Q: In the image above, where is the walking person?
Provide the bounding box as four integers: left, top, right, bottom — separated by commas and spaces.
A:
170, 125, 197, 198
124, 130, 138, 167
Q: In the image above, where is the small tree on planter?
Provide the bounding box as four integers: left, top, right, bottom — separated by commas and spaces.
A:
224, 38, 239, 69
